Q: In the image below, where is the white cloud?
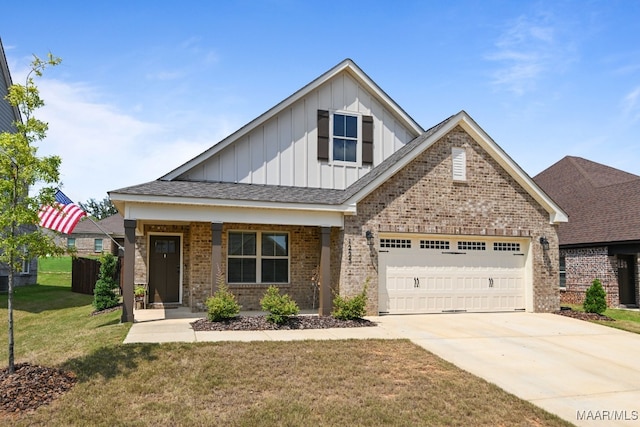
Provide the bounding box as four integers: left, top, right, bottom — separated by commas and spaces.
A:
486, 13, 573, 95
622, 86, 640, 121
33, 78, 232, 203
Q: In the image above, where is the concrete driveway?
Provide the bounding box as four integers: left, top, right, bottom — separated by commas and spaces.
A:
376, 312, 640, 427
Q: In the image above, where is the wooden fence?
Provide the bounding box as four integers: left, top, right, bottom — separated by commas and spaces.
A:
71, 257, 122, 295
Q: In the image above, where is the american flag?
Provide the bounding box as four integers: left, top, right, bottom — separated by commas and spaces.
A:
38, 190, 87, 234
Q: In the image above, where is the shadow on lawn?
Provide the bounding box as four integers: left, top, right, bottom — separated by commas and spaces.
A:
62, 344, 159, 382
0, 284, 95, 314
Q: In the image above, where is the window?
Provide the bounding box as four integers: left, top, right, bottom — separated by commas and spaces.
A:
421, 240, 450, 250
317, 110, 373, 165
67, 238, 76, 249
458, 241, 486, 251
94, 238, 103, 253
20, 246, 29, 274
559, 256, 566, 288
379, 239, 412, 249
333, 113, 358, 162
494, 242, 521, 252
228, 231, 289, 283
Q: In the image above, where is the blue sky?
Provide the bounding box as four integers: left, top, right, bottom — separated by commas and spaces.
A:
2, 0, 639, 203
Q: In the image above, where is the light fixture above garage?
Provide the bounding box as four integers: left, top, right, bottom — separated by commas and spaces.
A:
365, 230, 374, 246
539, 236, 550, 251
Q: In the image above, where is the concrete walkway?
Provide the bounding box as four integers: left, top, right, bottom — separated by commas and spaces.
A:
124, 309, 640, 426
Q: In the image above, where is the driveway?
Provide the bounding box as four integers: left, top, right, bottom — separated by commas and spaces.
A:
376, 312, 640, 427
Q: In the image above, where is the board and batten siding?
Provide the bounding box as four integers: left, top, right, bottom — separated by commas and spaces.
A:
177, 71, 418, 190
0, 79, 17, 132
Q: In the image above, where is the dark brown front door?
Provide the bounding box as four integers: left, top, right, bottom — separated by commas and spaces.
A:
618, 255, 637, 306
149, 235, 181, 304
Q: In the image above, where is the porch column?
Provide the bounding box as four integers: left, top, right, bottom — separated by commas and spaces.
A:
211, 222, 223, 292
319, 226, 332, 316
121, 219, 136, 323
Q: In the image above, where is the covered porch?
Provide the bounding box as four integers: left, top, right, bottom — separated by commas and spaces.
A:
120, 219, 337, 323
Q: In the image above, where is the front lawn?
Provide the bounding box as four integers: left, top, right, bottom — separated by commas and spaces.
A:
0, 262, 571, 426
563, 304, 640, 334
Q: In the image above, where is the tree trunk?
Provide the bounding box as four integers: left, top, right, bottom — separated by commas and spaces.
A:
7, 257, 14, 374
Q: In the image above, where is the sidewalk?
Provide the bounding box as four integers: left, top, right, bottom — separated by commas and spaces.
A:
123, 307, 397, 344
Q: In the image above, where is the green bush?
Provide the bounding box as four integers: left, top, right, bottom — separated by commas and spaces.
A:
260, 285, 299, 324
332, 282, 368, 320
206, 269, 241, 321
93, 253, 120, 311
583, 278, 607, 314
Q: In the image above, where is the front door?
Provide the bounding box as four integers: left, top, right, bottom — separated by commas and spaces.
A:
618, 255, 637, 306
149, 235, 181, 304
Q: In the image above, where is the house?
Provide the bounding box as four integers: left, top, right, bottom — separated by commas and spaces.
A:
0, 37, 38, 289
109, 59, 568, 322
57, 214, 124, 256
534, 156, 640, 308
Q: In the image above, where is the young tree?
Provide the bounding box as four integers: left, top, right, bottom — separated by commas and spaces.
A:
0, 53, 63, 373
79, 197, 117, 220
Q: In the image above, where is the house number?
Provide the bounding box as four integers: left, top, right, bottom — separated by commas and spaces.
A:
414, 277, 420, 288
489, 278, 494, 288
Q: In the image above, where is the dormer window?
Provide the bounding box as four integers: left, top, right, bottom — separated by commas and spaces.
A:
333, 113, 358, 162
317, 110, 374, 165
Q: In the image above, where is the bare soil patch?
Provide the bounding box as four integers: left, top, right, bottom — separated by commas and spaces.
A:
191, 315, 376, 331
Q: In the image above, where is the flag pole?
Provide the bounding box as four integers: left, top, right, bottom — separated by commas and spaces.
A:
86, 216, 124, 252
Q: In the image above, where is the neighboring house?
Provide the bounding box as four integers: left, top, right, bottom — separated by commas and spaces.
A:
534, 156, 640, 308
59, 214, 124, 256
0, 37, 38, 288
110, 59, 567, 321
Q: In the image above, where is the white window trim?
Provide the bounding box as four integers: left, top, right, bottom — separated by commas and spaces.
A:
67, 237, 76, 249
227, 230, 290, 284
330, 111, 362, 166
94, 238, 103, 253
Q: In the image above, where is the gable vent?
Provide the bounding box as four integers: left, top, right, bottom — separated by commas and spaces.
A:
452, 147, 467, 181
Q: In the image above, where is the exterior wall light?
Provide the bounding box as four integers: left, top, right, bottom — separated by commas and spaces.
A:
539, 236, 550, 251
365, 230, 374, 246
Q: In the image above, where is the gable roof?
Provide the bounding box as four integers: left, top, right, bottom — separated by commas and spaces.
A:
534, 156, 640, 246
69, 214, 124, 237
160, 58, 424, 181
111, 111, 567, 224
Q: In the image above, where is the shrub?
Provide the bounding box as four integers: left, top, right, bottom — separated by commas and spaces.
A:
583, 278, 607, 314
332, 282, 368, 320
206, 268, 241, 321
93, 253, 120, 311
260, 285, 299, 324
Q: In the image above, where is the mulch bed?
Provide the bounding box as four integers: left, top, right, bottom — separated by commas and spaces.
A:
553, 308, 614, 322
191, 315, 376, 331
0, 363, 76, 416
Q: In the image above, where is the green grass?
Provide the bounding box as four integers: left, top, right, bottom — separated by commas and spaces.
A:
37, 256, 72, 287
0, 259, 571, 426
565, 303, 640, 334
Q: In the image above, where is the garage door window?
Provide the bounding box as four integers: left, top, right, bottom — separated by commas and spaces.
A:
380, 239, 412, 248
494, 242, 521, 252
458, 241, 486, 251
420, 240, 450, 250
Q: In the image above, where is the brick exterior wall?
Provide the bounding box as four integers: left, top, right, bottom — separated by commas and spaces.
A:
131, 126, 562, 315
336, 125, 560, 314
560, 246, 640, 307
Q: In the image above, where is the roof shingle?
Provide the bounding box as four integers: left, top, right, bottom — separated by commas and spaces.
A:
534, 156, 640, 245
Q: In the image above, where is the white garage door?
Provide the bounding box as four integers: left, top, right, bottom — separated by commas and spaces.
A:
379, 236, 528, 314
